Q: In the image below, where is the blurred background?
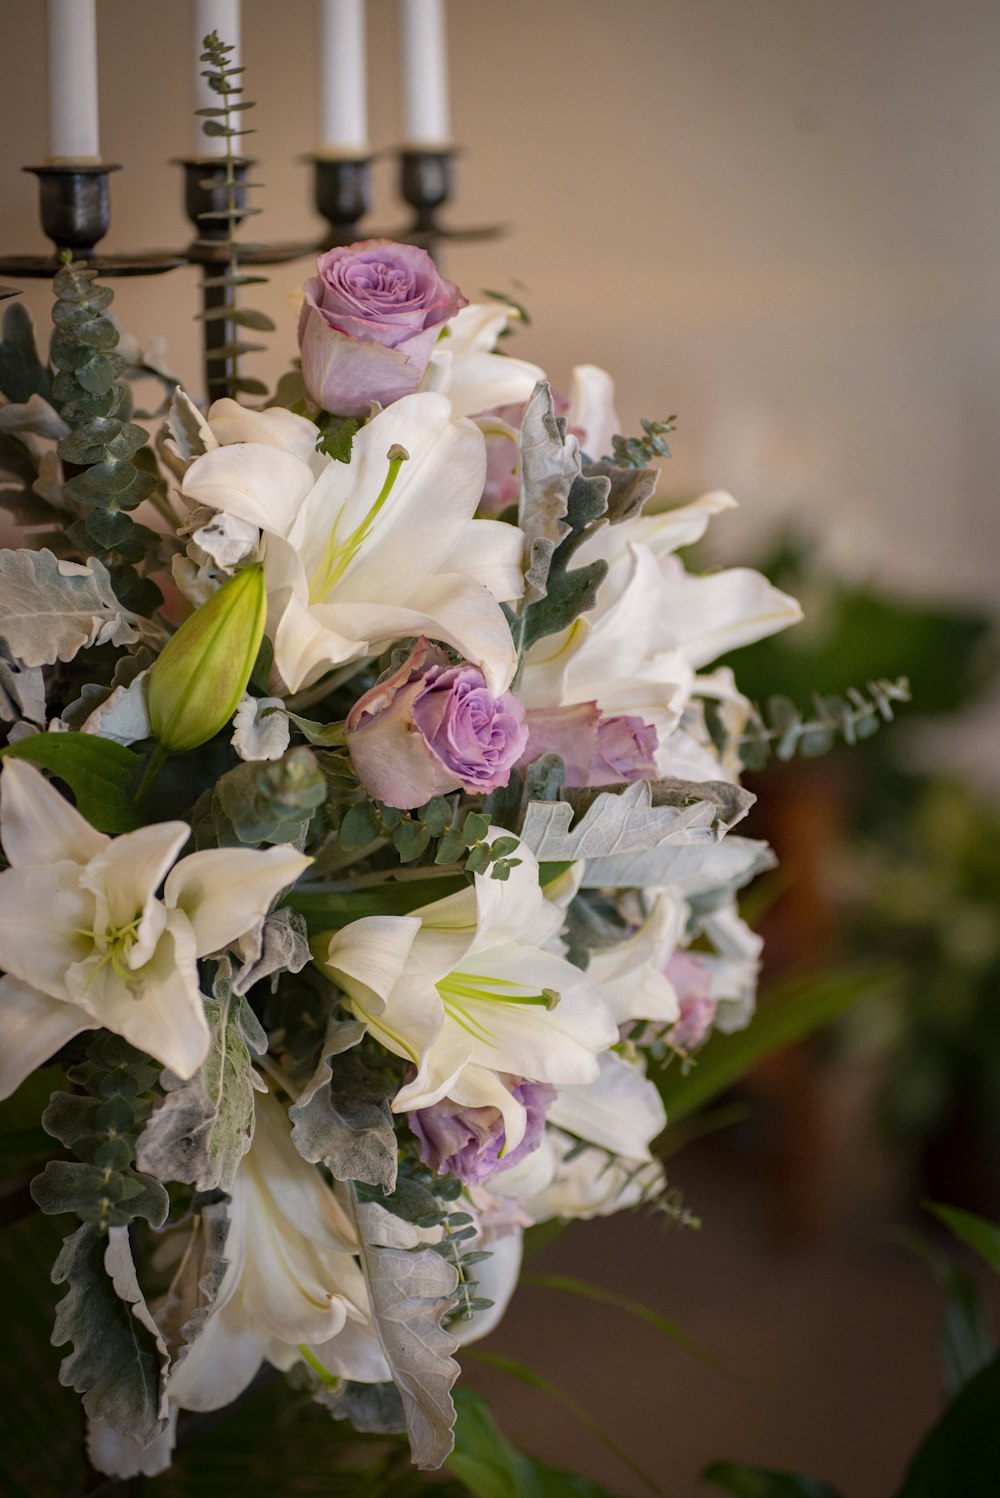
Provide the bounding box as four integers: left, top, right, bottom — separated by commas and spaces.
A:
1, 2, 999, 1494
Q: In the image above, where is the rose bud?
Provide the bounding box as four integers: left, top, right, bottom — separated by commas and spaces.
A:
518, 701, 659, 787
147, 564, 267, 753
345, 637, 528, 809
298, 239, 466, 417
410, 1078, 556, 1187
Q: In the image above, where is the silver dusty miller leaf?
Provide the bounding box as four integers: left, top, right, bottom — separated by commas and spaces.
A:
520, 776, 752, 863
136, 961, 266, 1193
51, 1223, 170, 1447
349, 1195, 460, 1470
516, 381, 579, 606
0, 547, 153, 667
289, 1019, 398, 1193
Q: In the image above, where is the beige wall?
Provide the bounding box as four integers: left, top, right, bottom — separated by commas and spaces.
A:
1, 0, 998, 605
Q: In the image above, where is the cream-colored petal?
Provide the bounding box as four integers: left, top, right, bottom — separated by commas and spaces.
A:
183, 444, 318, 541
443, 518, 525, 604
548, 1052, 666, 1160
323, 915, 423, 1019
163, 845, 312, 958
0, 757, 107, 867
207, 398, 324, 465
0, 860, 92, 1001
324, 572, 517, 695
0, 975, 94, 1100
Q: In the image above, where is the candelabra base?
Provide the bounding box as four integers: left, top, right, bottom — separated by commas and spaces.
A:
0, 165, 184, 278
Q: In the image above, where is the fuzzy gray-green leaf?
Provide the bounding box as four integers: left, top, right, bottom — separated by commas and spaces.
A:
51, 1223, 170, 1446
135, 961, 264, 1192
350, 1195, 460, 1469
289, 1021, 397, 1192
0, 547, 146, 666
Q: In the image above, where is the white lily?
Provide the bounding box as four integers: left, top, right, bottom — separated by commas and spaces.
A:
0, 760, 310, 1096
567, 363, 620, 461
518, 492, 801, 779
181, 391, 523, 695
320, 837, 618, 1153
167, 1090, 386, 1413
422, 303, 546, 419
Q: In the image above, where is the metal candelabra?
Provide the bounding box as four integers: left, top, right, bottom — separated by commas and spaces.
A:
0, 146, 500, 400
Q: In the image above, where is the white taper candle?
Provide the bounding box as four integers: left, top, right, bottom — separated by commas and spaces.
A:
194, 0, 242, 157
319, 0, 368, 155
399, 0, 450, 148
46, 0, 100, 161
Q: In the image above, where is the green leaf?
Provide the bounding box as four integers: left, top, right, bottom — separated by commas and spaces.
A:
522, 1272, 723, 1370
395, 819, 432, 862
135, 959, 265, 1192
287, 874, 467, 932
658, 963, 897, 1127
923, 1202, 1000, 1275
465, 1348, 661, 1494
449, 1388, 624, 1498
702, 1461, 844, 1497
894, 1352, 1000, 1496
316, 414, 361, 463
31, 1159, 168, 1228
50, 1222, 169, 1446
285, 709, 346, 747
340, 798, 382, 850
0, 732, 143, 833
0, 301, 51, 403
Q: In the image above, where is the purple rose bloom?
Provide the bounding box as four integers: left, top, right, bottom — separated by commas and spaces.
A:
518, 701, 659, 787
345, 637, 529, 809
298, 239, 466, 417
410, 1078, 556, 1186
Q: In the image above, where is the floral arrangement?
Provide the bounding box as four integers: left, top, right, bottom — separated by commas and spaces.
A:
0, 13, 837, 1458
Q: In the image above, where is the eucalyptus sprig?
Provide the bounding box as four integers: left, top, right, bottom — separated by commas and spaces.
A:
705, 674, 912, 771
50, 257, 164, 612
196, 29, 274, 399
607, 415, 677, 467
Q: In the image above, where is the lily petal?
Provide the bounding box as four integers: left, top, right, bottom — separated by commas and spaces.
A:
0, 758, 107, 867
163, 846, 312, 958
0, 975, 94, 1100
91, 913, 210, 1079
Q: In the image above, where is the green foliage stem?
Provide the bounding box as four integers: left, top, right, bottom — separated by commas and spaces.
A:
196, 31, 274, 399
50, 258, 163, 613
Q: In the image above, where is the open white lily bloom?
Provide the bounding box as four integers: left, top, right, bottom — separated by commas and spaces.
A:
519, 491, 801, 779
321, 837, 618, 1153
168, 1091, 386, 1413
181, 391, 523, 694
0, 760, 310, 1096
422, 303, 546, 419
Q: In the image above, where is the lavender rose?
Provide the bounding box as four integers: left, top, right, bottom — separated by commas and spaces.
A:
345, 637, 529, 809
298, 239, 466, 417
518, 701, 659, 787
410, 1078, 556, 1186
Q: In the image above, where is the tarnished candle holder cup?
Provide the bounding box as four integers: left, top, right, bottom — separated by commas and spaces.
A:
396, 148, 503, 259
310, 155, 373, 248
0, 163, 184, 277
